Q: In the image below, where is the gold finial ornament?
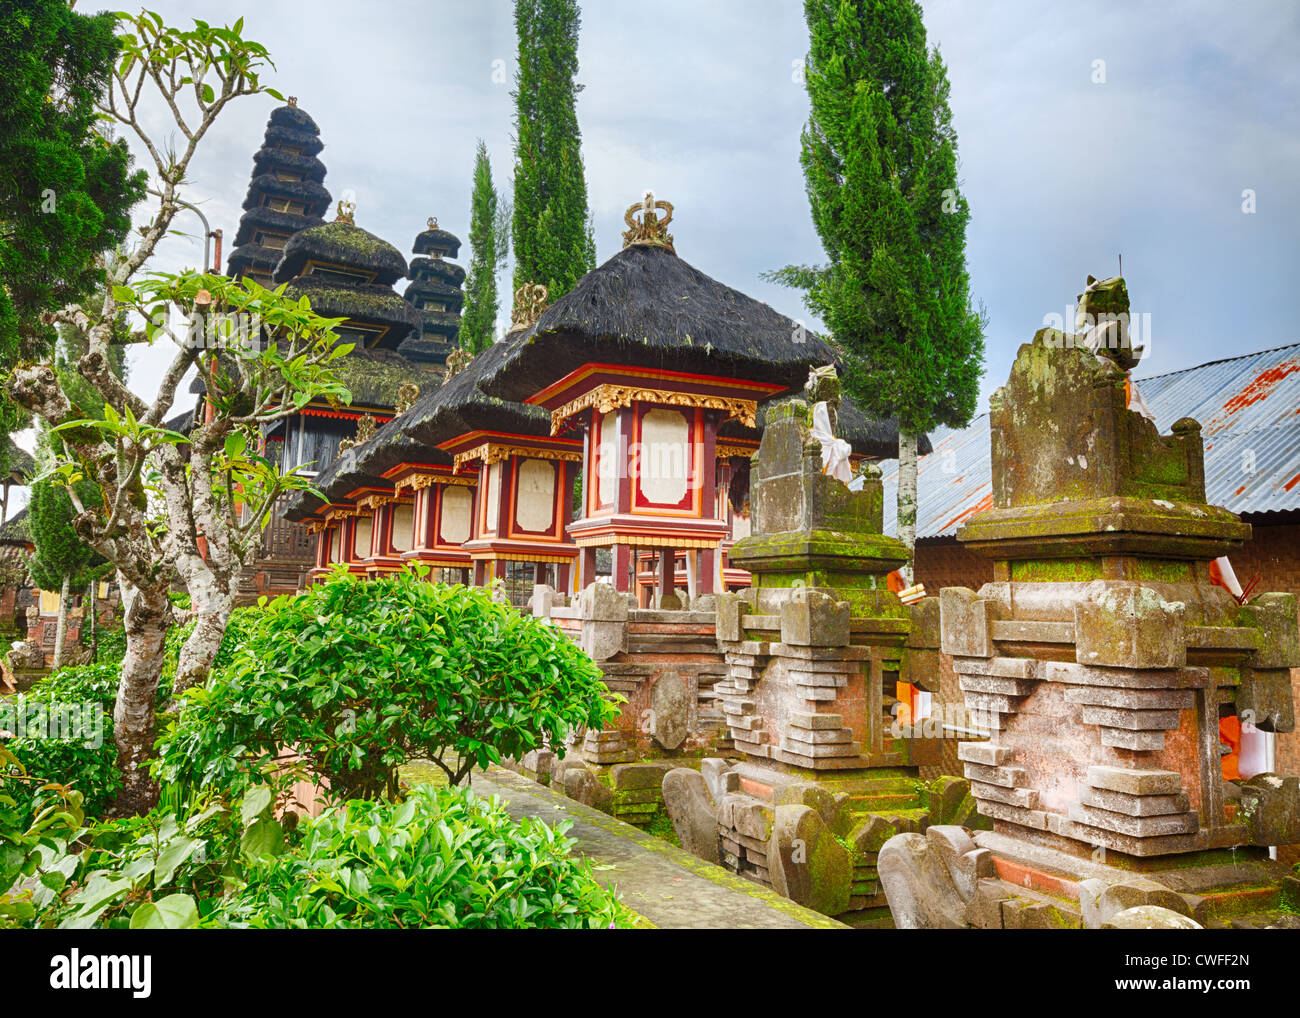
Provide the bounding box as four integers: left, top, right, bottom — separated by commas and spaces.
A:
427, 217, 439, 229
287, 96, 298, 107
444, 347, 474, 378
509, 282, 550, 332
395, 383, 420, 414
335, 200, 356, 225
622, 191, 675, 253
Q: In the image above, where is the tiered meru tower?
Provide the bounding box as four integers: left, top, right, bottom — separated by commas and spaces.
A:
401, 218, 466, 370
226, 99, 331, 286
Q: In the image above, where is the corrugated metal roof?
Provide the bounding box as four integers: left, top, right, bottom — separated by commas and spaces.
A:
874, 343, 1300, 539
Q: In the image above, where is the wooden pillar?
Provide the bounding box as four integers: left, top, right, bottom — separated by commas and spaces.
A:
685, 550, 698, 602
578, 546, 598, 591
613, 544, 632, 593
533, 562, 546, 585
657, 548, 674, 605
557, 561, 571, 595
700, 548, 716, 595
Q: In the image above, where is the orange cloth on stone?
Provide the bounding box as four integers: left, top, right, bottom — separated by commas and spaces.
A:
1219, 715, 1242, 782
886, 570, 906, 593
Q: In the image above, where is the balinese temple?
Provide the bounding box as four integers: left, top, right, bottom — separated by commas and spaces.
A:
225, 99, 331, 287
399, 218, 466, 371
289, 196, 913, 606
475, 195, 907, 604
285, 337, 583, 604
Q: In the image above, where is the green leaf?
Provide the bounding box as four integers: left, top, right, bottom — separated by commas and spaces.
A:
240, 785, 272, 826
130, 893, 199, 930
240, 817, 284, 861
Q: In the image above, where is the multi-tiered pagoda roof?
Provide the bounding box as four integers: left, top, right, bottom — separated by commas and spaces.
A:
226, 100, 331, 285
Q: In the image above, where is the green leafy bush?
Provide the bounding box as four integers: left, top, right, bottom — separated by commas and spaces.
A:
157, 568, 619, 799
21, 783, 632, 930
1, 664, 128, 823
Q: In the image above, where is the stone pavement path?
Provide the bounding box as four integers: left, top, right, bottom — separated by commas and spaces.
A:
471, 765, 845, 930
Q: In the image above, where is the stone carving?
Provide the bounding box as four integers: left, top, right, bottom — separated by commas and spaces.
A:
913, 276, 1300, 931
649, 671, 689, 750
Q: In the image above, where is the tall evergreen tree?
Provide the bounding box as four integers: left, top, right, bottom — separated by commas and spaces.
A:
460, 140, 510, 353
0, 0, 143, 473
511, 0, 595, 300
770, 0, 984, 578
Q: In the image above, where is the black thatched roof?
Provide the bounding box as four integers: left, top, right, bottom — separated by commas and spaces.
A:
264, 123, 324, 156
404, 276, 465, 309
717, 394, 930, 460
0, 507, 31, 546
4, 438, 34, 482
398, 336, 456, 365
232, 206, 326, 248
477, 243, 842, 403
280, 277, 420, 345
224, 241, 282, 276
328, 348, 441, 408
226, 103, 330, 283
269, 103, 320, 134
276, 221, 408, 287
409, 257, 466, 287
413, 225, 461, 259
250, 149, 327, 183
400, 338, 550, 447
242, 175, 331, 216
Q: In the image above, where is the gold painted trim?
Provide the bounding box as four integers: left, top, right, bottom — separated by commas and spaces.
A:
453, 441, 583, 473
550, 384, 756, 435
571, 533, 721, 549
715, 442, 758, 460
393, 471, 478, 494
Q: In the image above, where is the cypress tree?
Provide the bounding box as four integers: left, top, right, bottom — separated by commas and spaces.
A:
511, 0, 595, 300
0, 0, 143, 474
770, 0, 984, 578
459, 140, 509, 354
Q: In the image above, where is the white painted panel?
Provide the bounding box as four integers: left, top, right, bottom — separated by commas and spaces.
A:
391, 504, 414, 553
515, 458, 556, 533
353, 516, 373, 558
597, 410, 617, 506
439, 485, 472, 545
731, 511, 751, 540
483, 462, 501, 533
639, 408, 689, 506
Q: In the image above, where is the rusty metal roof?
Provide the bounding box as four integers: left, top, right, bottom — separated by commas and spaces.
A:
876, 342, 1300, 539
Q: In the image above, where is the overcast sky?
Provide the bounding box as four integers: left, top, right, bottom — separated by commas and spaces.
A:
11, 0, 1299, 508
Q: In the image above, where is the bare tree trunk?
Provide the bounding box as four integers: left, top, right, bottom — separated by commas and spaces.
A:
173, 577, 236, 696
87, 579, 98, 660
897, 428, 918, 586
112, 577, 172, 816
52, 574, 70, 670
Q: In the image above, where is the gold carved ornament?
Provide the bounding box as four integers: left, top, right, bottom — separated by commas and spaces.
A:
355, 492, 396, 512
509, 282, 549, 333
549, 384, 757, 435
393, 471, 477, 495
715, 442, 758, 460
394, 383, 420, 415
444, 346, 474, 379
452, 442, 583, 473
622, 192, 675, 253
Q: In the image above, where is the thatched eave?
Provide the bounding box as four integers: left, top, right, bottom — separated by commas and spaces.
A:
242, 175, 331, 216
408, 257, 466, 287
477, 243, 840, 403
276, 221, 408, 286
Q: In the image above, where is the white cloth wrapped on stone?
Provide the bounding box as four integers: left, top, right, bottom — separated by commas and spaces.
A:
811, 401, 853, 483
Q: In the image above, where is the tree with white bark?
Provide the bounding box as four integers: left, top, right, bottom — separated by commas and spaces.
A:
6, 11, 354, 814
